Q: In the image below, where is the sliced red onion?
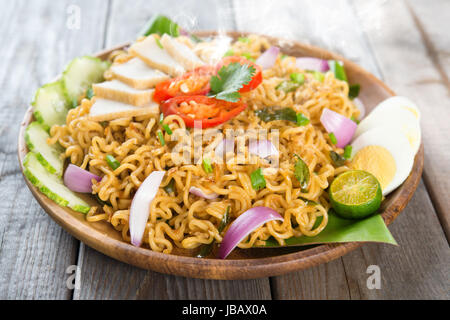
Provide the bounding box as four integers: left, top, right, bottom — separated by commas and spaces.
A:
179, 28, 189, 36
248, 140, 279, 158
320, 108, 357, 148
63, 164, 101, 193
129, 171, 165, 247
353, 98, 366, 120
296, 57, 330, 72
218, 206, 283, 259
189, 186, 219, 200
255, 46, 280, 70
214, 138, 235, 159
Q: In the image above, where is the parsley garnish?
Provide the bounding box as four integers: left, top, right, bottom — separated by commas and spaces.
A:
208, 62, 255, 102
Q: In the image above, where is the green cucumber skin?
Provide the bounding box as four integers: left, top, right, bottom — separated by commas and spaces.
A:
61, 56, 111, 101
31, 81, 69, 130
24, 123, 60, 177
23, 153, 90, 214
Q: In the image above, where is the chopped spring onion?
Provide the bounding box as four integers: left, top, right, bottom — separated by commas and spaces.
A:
313, 71, 325, 82
218, 206, 283, 259
106, 155, 120, 170
86, 87, 94, 99
250, 168, 266, 190
329, 132, 338, 145
290, 72, 305, 84
159, 113, 164, 123
241, 52, 255, 61
238, 37, 250, 43
296, 112, 310, 126
328, 60, 347, 81
202, 157, 213, 173
343, 145, 353, 159
320, 108, 357, 148
155, 37, 164, 49
63, 164, 101, 193
129, 171, 165, 246
162, 123, 172, 135
157, 131, 165, 146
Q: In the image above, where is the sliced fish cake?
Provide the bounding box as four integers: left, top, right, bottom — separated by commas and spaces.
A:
129, 36, 185, 77
160, 34, 204, 70
88, 98, 159, 121
92, 80, 154, 106
110, 57, 169, 89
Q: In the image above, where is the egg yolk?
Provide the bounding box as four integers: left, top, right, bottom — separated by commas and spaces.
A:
350, 145, 396, 191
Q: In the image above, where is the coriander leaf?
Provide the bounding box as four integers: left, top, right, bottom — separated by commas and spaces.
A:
330, 150, 346, 167
209, 62, 256, 102
294, 154, 310, 191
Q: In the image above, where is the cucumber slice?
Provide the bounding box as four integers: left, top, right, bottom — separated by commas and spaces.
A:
25, 122, 64, 177
62, 56, 110, 102
31, 81, 69, 130
23, 152, 90, 214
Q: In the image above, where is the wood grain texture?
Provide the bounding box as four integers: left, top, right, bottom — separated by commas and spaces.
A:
73, 0, 272, 299
233, 0, 448, 299
351, 0, 450, 241
0, 0, 109, 299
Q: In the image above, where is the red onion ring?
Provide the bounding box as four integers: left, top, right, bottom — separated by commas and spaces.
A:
129, 171, 165, 247
296, 57, 330, 72
255, 46, 280, 70
218, 206, 283, 259
320, 108, 357, 148
63, 164, 101, 193
189, 186, 219, 200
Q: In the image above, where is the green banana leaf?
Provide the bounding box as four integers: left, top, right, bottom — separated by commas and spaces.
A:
264, 211, 397, 247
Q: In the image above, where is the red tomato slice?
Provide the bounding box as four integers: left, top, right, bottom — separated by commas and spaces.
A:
216, 56, 263, 92
161, 95, 247, 128
153, 66, 215, 103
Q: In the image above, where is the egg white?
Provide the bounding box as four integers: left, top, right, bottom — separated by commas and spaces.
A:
354, 99, 421, 155
351, 127, 415, 196
373, 96, 421, 121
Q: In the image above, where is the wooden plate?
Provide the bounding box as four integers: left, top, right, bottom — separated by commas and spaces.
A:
17, 31, 423, 280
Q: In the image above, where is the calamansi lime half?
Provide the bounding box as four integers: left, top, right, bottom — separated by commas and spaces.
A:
329, 170, 382, 219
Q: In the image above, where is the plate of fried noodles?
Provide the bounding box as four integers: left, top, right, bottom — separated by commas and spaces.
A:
18, 16, 423, 279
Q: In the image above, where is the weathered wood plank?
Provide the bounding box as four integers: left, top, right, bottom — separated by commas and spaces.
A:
0, 0, 109, 299
341, 181, 449, 299
351, 0, 450, 240
74, 0, 272, 300
233, 0, 449, 299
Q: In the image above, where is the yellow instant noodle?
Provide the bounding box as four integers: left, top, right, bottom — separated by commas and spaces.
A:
49, 35, 360, 254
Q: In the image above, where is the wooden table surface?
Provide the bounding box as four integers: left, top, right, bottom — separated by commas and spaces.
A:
0, 0, 448, 300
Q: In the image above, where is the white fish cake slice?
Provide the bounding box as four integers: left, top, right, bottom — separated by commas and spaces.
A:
110, 58, 169, 89
92, 80, 154, 106
129, 36, 185, 77
88, 98, 159, 121
160, 34, 204, 70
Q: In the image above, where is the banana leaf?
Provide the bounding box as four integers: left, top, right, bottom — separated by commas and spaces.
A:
264, 210, 397, 247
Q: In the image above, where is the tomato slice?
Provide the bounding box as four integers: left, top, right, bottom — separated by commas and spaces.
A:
153, 66, 215, 103
161, 96, 247, 128
216, 56, 263, 92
